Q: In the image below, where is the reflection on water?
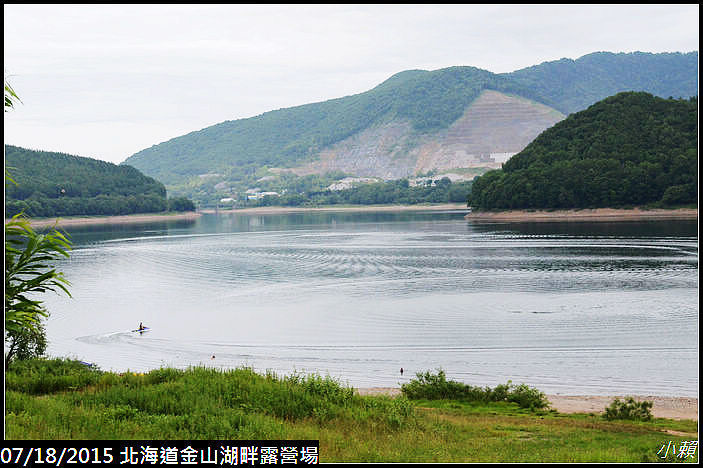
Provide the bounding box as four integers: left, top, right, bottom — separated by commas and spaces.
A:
43, 211, 698, 396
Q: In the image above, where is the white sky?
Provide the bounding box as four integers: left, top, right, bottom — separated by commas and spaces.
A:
3, 4, 699, 165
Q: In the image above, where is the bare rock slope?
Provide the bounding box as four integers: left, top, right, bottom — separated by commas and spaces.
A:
293, 90, 565, 179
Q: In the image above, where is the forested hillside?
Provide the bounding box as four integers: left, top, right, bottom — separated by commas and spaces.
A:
468, 92, 698, 210
5, 145, 192, 218
243, 178, 473, 208
503, 51, 698, 114
123, 51, 697, 190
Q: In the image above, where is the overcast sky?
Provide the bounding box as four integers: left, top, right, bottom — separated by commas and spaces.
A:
4, 4, 699, 165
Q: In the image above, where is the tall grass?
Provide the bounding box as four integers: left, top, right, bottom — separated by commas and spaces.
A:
5, 359, 416, 439
5, 357, 103, 394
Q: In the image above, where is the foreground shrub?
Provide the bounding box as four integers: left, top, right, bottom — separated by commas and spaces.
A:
400, 370, 469, 400
282, 372, 355, 406
401, 369, 549, 409
5, 320, 48, 370
506, 383, 550, 410
603, 397, 653, 421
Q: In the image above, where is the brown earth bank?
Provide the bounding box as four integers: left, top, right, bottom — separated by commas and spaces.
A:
9, 204, 469, 228
354, 388, 699, 421
465, 207, 698, 222
7, 211, 202, 229
202, 203, 470, 215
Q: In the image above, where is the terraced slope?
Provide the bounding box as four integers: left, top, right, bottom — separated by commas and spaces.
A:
414, 90, 565, 171
292, 90, 565, 178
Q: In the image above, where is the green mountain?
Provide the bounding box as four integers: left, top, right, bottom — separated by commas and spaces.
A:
503, 51, 699, 114
122, 51, 698, 201
5, 145, 171, 218
468, 92, 698, 210
123, 66, 529, 184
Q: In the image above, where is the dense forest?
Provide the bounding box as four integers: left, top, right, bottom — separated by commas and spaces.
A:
123, 51, 698, 188
468, 92, 698, 210
5, 145, 194, 218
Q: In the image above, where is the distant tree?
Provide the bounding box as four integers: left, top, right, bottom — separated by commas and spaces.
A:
661, 183, 696, 206
167, 197, 196, 212
436, 177, 452, 188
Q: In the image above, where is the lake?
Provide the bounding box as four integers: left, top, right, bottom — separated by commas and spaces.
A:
41, 209, 698, 396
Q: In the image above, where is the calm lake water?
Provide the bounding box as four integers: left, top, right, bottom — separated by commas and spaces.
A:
42, 210, 698, 396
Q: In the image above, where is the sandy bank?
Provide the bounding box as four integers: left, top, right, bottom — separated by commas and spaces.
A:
354, 388, 698, 421
545, 394, 698, 421
465, 207, 697, 222
202, 203, 470, 215
9, 211, 202, 229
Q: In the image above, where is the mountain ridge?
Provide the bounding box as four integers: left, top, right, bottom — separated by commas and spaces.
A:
121, 51, 698, 201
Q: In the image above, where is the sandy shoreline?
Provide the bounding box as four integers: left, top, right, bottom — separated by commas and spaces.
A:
12, 204, 468, 228
465, 207, 698, 222
9, 206, 695, 228
201, 203, 470, 215
354, 388, 698, 420
9, 211, 202, 229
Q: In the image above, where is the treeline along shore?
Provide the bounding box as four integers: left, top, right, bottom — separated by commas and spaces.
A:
5, 145, 196, 219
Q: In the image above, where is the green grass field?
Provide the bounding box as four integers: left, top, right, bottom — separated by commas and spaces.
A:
4, 359, 698, 463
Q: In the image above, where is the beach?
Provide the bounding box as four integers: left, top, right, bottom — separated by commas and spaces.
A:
465, 207, 698, 222
8, 211, 202, 229
22, 205, 695, 228
355, 388, 698, 420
